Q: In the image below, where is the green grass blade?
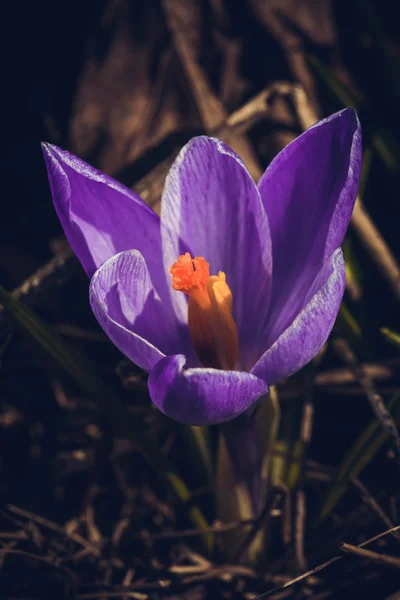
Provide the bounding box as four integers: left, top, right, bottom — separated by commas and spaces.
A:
358, 148, 374, 201
343, 239, 363, 303
190, 426, 213, 483
175, 423, 213, 488
380, 327, 400, 350
307, 54, 362, 107
318, 392, 400, 522
337, 303, 362, 344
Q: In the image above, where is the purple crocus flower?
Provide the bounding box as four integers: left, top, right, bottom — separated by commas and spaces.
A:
42, 108, 361, 427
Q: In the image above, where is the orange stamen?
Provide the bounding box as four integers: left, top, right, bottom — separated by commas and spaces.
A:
170, 253, 239, 370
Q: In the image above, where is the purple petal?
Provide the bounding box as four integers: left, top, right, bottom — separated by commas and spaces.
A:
148, 354, 268, 426
161, 136, 273, 369
42, 143, 170, 305
251, 249, 345, 385
258, 108, 361, 348
89, 250, 184, 372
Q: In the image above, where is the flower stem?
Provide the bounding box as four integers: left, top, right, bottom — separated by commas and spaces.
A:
221, 413, 263, 515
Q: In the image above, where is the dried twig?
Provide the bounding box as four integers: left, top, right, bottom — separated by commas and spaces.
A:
351, 198, 400, 300
131, 157, 173, 214
340, 543, 400, 569
161, 0, 263, 180
0, 246, 76, 331
254, 524, 400, 599
0, 548, 77, 580
224, 82, 296, 133
6, 505, 100, 557
315, 362, 396, 386
334, 338, 400, 470
11, 245, 75, 302
0, 530, 28, 541
294, 490, 307, 573
352, 478, 400, 543
181, 563, 257, 584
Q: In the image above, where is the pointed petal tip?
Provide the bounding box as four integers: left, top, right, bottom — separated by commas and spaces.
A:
335, 106, 357, 117
41, 141, 61, 157
326, 106, 361, 135
41, 141, 55, 161
41, 142, 71, 170
340, 106, 358, 118
307, 106, 360, 137
341, 107, 361, 134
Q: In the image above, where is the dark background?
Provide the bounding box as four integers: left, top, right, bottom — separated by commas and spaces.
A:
1, 1, 400, 598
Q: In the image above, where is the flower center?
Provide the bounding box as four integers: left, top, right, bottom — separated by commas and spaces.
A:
170, 252, 239, 370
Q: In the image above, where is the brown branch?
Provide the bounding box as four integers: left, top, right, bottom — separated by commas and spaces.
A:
181, 563, 257, 584
0, 245, 76, 330
132, 156, 173, 214
161, 0, 263, 181
351, 198, 400, 300
315, 362, 395, 386
253, 524, 400, 599
6, 504, 100, 557
340, 543, 400, 569
0, 530, 28, 540
352, 478, 400, 543
333, 338, 400, 470
294, 489, 307, 573
0, 548, 77, 580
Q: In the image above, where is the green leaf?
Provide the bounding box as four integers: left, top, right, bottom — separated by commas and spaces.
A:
342, 239, 363, 303
318, 392, 400, 522
380, 327, 400, 351
175, 423, 213, 488
257, 386, 280, 493
307, 53, 362, 107
0, 284, 210, 543
337, 303, 362, 342
358, 147, 374, 201
190, 426, 213, 483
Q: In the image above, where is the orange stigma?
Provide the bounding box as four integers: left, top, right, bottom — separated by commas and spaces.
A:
170, 252, 239, 370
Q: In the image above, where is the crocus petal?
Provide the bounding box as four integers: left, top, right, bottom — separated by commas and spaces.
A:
148, 354, 269, 426
89, 250, 184, 372
42, 143, 171, 306
251, 248, 345, 385
258, 108, 361, 348
161, 136, 272, 368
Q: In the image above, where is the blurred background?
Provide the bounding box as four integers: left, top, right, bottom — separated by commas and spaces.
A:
1, 1, 400, 598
